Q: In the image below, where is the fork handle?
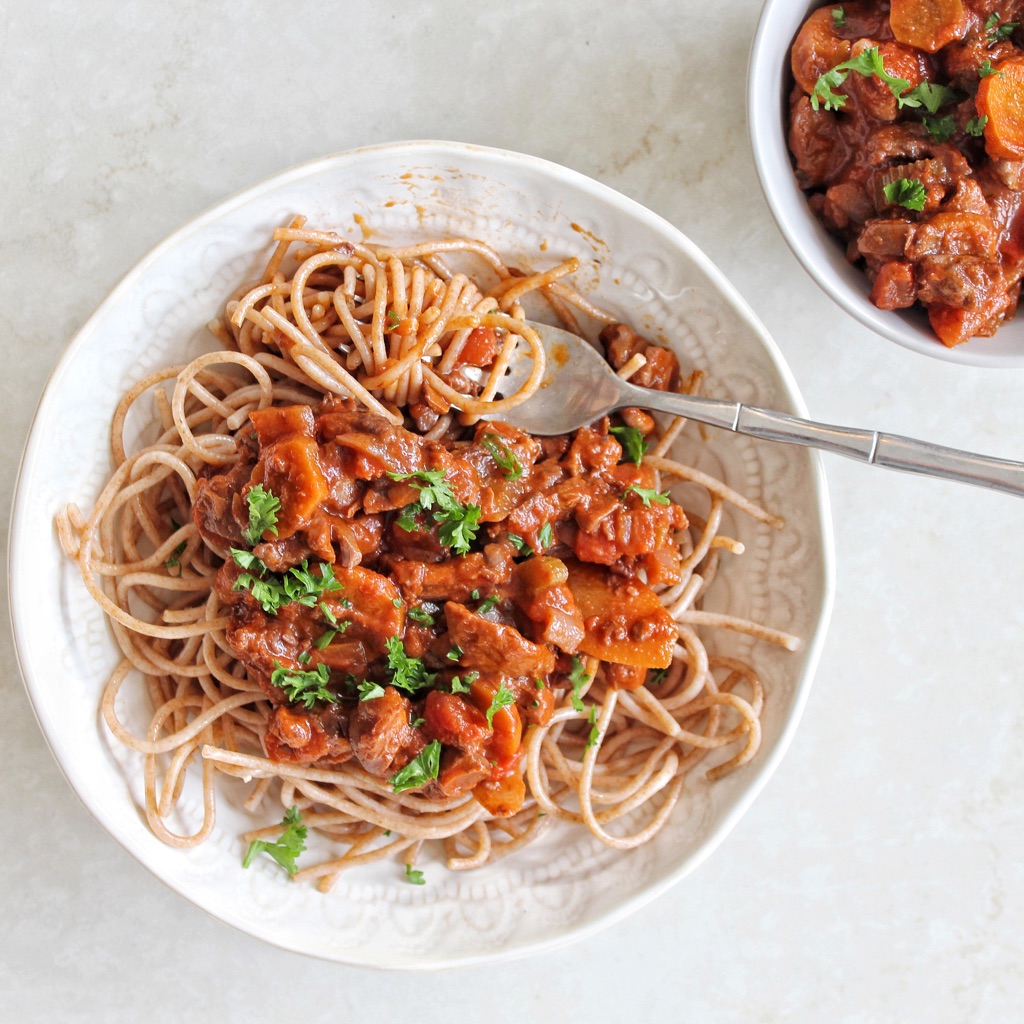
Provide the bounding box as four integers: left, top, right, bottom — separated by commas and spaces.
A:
626, 385, 1024, 499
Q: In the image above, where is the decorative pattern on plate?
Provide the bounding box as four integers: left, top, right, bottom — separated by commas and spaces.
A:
10, 141, 833, 968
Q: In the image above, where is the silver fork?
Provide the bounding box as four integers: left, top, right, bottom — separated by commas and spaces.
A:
481, 321, 1024, 499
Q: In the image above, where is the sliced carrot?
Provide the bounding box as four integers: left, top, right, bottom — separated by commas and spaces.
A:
889, 0, 968, 53
977, 56, 1024, 160
927, 304, 986, 347
791, 6, 852, 96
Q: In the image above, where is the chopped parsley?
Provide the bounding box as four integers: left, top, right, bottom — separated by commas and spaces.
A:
385, 635, 437, 693
481, 433, 523, 480
357, 680, 385, 701
449, 672, 478, 693
980, 59, 1002, 78
477, 595, 500, 614
905, 81, 959, 114
231, 551, 341, 615
810, 46, 945, 113
538, 522, 554, 550
966, 115, 988, 136
314, 623, 348, 650
586, 705, 601, 748
568, 656, 590, 712
405, 864, 426, 885
650, 667, 670, 685
243, 484, 281, 545
407, 606, 436, 626
922, 114, 957, 142
831, 5, 845, 28
447, 645, 463, 662
389, 468, 482, 555
390, 740, 442, 793
507, 534, 533, 557
485, 681, 516, 728
986, 12, 1018, 43
622, 484, 671, 507
271, 661, 334, 709
883, 177, 927, 212
609, 425, 649, 466
385, 309, 402, 331
165, 537, 187, 576
242, 805, 307, 876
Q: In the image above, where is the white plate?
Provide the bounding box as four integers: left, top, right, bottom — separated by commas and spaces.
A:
9, 140, 834, 968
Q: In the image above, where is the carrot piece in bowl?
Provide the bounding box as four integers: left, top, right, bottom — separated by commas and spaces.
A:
888, 0, 968, 53
977, 56, 1024, 160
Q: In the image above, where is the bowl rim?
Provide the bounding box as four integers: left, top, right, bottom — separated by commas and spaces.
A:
747, 0, 1024, 369
8, 138, 836, 967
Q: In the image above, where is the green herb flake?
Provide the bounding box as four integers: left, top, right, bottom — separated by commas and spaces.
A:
538, 522, 554, 550
922, 114, 957, 142
271, 661, 334, 709
481, 433, 524, 480
568, 656, 590, 713
390, 740, 442, 793
622, 484, 671, 507
966, 114, 989, 136
883, 177, 927, 212
243, 484, 281, 545
485, 681, 516, 728
447, 645, 463, 662
831, 5, 845, 28
356, 680, 385, 701
609, 425, 649, 466
407, 606, 436, 626
980, 59, 1002, 78
242, 806, 307, 876
586, 705, 601, 748
449, 672, 478, 693
986, 13, 1018, 43
810, 46, 917, 112
405, 864, 426, 885
507, 534, 533, 556
385, 635, 437, 693
477, 595, 499, 614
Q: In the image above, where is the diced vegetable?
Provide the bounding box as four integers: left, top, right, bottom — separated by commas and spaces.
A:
888, 0, 968, 53
976, 56, 1024, 160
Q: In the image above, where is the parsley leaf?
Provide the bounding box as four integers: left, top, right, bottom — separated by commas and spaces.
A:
314, 624, 347, 650
831, 5, 845, 28
507, 534, 533, 557
357, 680, 385, 701
477, 595, 499, 614
435, 502, 481, 555
165, 538, 187, 576
986, 13, 1018, 43
447, 645, 463, 662
390, 740, 442, 793
568, 656, 590, 712
966, 115, 988, 136
481, 434, 523, 480
405, 863, 426, 885
883, 177, 927, 212
650, 667, 670, 685
271, 661, 334, 709
811, 46, 915, 112
407, 606, 436, 626
538, 522, 554, 550
485, 681, 516, 728
904, 81, 959, 114
609, 425, 649, 466
385, 635, 437, 693
980, 59, 1002, 78
231, 551, 341, 615
586, 705, 601, 748
622, 484, 671, 507
385, 309, 401, 331
922, 114, 957, 142
242, 806, 307, 876
449, 672, 478, 693
243, 484, 281, 545
389, 468, 482, 554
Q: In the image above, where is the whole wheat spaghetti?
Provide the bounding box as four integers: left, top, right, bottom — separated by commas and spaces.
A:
58, 219, 799, 888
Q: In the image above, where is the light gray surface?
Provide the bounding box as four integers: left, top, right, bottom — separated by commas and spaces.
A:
2, 1, 1022, 1020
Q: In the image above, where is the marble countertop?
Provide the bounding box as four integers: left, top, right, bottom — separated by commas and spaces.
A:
2, 2, 1021, 1020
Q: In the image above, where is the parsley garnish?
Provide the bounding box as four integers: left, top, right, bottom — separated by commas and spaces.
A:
356, 680, 385, 701
831, 5, 845, 28
534, 678, 545, 689
922, 114, 957, 142
407, 606, 436, 626
447, 645, 463, 662
385, 309, 401, 331
450, 672, 478, 693
966, 115, 989, 136
389, 468, 482, 555
243, 484, 281, 545
477, 595, 499, 614
242, 806, 307, 876
385, 635, 437, 693
507, 534, 533, 556
568, 656, 590, 712
986, 12, 1018, 43
586, 705, 601, 748
622, 485, 671, 507
650, 667, 670, 685
538, 522, 554, 550
231, 551, 341, 615
904, 81, 959, 114
165, 538, 186, 576
980, 59, 1002, 78
405, 863, 426, 885
314, 622, 348, 650
485, 681, 516, 728
481, 433, 523, 480
390, 740, 442, 793
271, 661, 334, 709
883, 177, 927, 212
609, 425, 649, 466
810, 46, 920, 112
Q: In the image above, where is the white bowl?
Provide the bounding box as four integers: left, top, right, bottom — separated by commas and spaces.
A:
748, 0, 1024, 368
9, 140, 833, 967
